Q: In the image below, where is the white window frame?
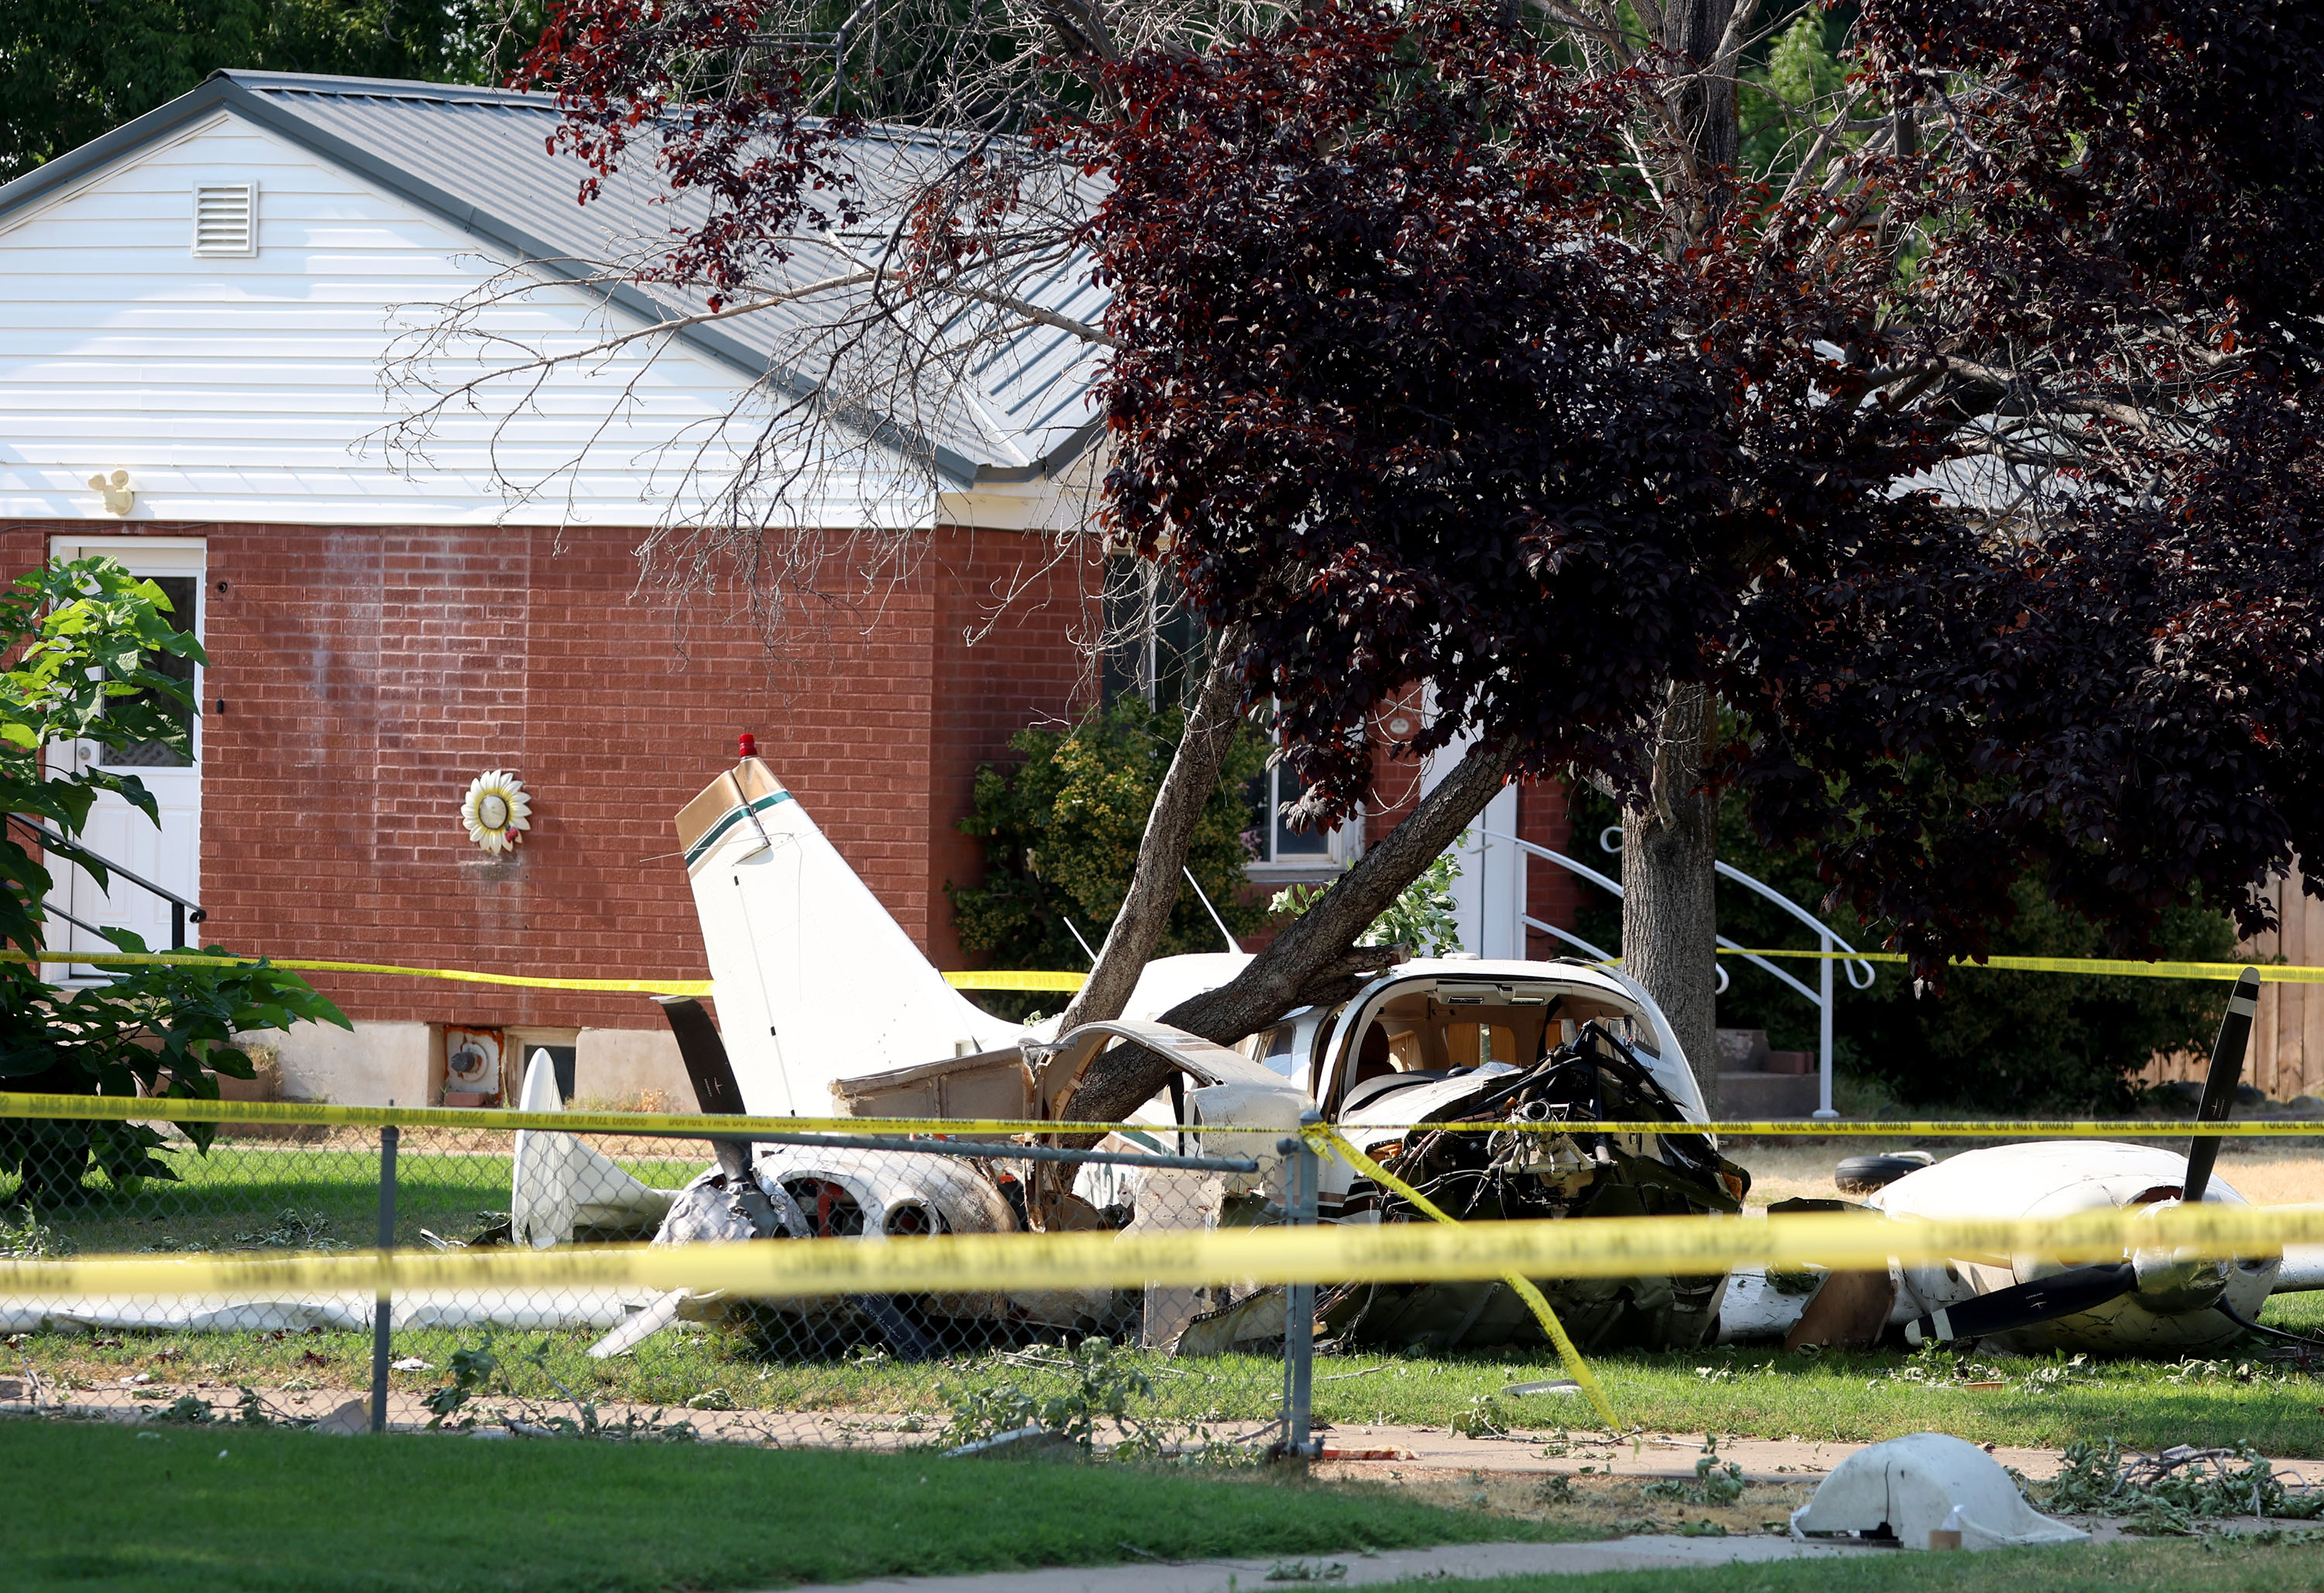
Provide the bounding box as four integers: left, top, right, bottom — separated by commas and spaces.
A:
1246, 721, 1364, 883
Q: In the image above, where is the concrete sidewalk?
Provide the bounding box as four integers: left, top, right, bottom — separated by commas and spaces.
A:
767, 1535, 1893, 1593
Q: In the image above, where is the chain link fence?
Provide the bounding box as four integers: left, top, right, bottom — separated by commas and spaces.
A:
0, 1105, 1314, 1457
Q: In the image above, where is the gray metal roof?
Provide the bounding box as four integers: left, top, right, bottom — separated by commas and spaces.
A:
0, 71, 1105, 483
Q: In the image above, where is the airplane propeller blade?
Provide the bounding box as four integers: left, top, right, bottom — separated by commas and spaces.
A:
1903, 1262, 2137, 1347
656, 994, 750, 1116
2184, 967, 2262, 1208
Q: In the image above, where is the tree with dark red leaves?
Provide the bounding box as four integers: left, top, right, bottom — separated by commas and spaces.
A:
502, 0, 2324, 1118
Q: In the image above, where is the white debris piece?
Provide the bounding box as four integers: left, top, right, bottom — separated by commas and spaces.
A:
510, 1050, 681, 1247
1791, 1432, 2089, 1551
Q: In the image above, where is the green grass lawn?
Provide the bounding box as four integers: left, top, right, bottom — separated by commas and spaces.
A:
1308, 1299, 2324, 1455
12, 1137, 2324, 1456
1406, 1536, 2324, 1593
8, 1132, 698, 1255
19, 1310, 2322, 1457
0, 1417, 1578, 1593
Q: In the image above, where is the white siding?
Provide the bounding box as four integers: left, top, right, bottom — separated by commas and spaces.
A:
0, 114, 928, 527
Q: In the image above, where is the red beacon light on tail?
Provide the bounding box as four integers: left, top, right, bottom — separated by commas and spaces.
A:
737, 732, 758, 760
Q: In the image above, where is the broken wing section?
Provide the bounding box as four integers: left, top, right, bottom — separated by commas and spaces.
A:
510, 1050, 681, 1247
676, 756, 1025, 1115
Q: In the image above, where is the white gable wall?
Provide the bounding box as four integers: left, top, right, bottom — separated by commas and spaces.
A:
0, 113, 930, 528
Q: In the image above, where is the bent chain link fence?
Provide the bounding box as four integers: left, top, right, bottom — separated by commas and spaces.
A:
0, 1104, 1319, 1457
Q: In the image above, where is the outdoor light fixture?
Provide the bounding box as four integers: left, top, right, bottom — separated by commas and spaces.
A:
460, 769, 531, 855
87, 470, 134, 516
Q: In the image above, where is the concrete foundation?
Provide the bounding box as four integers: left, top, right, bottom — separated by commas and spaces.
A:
248, 1019, 693, 1109
574, 1026, 696, 1111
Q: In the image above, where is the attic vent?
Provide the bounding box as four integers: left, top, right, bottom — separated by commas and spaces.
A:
192, 183, 256, 257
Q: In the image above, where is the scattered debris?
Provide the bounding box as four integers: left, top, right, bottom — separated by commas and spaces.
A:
942, 1423, 1076, 1460
1870, 1349, 2099, 1398
1643, 1440, 1745, 1506
1793, 1433, 2088, 1550
939, 1337, 1180, 1459
1448, 1396, 1511, 1439
1263, 1560, 1348, 1582
312, 1398, 370, 1436
154, 1394, 212, 1424
2042, 1440, 2324, 1533
0, 1212, 71, 1259
230, 1209, 347, 1250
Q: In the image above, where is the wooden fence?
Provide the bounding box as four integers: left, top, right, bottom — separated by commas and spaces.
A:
2144, 864, 2324, 1104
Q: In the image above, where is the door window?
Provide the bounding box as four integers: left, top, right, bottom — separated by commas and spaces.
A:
98, 575, 198, 769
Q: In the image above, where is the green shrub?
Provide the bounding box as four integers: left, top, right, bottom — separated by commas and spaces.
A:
1269, 848, 1463, 957
1566, 785, 2236, 1112
947, 697, 1267, 1016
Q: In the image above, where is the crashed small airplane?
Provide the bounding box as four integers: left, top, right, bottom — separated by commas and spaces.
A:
1726, 966, 2324, 1357
515, 744, 1742, 1358
517, 745, 2322, 1362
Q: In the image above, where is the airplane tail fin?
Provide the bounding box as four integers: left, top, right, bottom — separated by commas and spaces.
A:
673, 755, 1020, 1115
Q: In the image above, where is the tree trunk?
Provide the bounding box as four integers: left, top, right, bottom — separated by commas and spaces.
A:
1056, 736, 1520, 1126
1662, 0, 1741, 174
1621, 680, 1721, 1116
1632, 0, 1739, 1110
1052, 620, 1252, 1034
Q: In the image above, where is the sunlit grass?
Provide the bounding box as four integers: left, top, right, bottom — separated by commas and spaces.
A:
1414, 1538, 2324, 1593
0, 1419, 1583, 1593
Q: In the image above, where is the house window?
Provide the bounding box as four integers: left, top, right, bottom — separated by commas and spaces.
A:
1246, 709, 1363, 876
98, 575, 197, 769
1100, 554, 1202, 707
1101, 554, 1361, 876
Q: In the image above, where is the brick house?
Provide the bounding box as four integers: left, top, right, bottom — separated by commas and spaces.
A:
0, 71, 1576, 1109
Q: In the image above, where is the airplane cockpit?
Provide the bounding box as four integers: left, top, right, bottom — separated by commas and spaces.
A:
1238, 958, 1707, 1127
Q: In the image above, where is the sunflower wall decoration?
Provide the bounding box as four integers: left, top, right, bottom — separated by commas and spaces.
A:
460, 770, 532, 855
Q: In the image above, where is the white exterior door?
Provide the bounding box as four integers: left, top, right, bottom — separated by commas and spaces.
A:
43, 538, 204, 977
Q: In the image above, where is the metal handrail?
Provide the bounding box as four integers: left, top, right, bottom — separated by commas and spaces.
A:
1597, 825, 1877, 989
9, 814, 206, 953
1476, 826, 1875, 1120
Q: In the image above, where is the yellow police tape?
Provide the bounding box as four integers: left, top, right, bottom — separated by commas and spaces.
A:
941, 970, 1090, 993
0, 951, 1080, 996
5, 1200, 2322, 1312
0, 1090, 1125, 1140
16, 948, 2322, 996
1723, 950, 2324, 982
1305, 1122, 1618, 1428
1, 1091, 2317, 1142
0, 949, 716, 996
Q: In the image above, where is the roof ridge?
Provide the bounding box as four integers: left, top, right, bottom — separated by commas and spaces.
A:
217, 70, 555, 108
222, 70, 1026, 156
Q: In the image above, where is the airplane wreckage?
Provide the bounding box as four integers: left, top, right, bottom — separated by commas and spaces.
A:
511, 748, 2324, 1363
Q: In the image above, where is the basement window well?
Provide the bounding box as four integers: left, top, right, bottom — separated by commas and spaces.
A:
192, 184, 256, 257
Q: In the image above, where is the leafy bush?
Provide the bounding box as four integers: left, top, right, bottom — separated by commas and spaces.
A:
1270, 849, 1463, 957
947, 696, 1267, 1013
1567, 783, 2236, 1112
0, 558, 348, 1204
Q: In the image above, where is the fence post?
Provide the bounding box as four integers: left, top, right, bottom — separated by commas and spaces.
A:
370, 1123, 397, 1435
1278, 1110, 1322, 1461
